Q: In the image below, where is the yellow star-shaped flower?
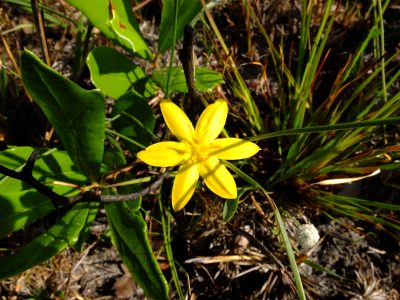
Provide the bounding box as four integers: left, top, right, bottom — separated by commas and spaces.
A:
137, 99, 260, 211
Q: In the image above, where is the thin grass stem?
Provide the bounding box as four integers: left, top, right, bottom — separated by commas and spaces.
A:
296, 0, 310, 83
165, 0, 180, 96
222, 161, 306, 300
158, 197, 185, 300
247, 116, 400, 142
202, 0, 263, 132
105, 128, 146, 149
377, 0, 387, 104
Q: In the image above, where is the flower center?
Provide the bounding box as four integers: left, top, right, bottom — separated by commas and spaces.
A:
184, 141, 210, 163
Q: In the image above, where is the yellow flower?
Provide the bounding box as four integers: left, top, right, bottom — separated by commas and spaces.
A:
137, 99, 260, 211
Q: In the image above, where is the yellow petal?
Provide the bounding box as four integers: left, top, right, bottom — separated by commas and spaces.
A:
208, 138, 260, 160
195, 99, 228, 144
137, 142, 188, 167
198, 157, 237, 199
160, 99, 195, 142
172, 162, 199, 211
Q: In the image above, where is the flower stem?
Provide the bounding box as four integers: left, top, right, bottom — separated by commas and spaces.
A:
222, 160, 306, 300
158, 197, 185, 299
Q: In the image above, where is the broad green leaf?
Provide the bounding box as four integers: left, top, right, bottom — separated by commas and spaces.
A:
112, 92, 155, 154
159, 0, 203, 53
87, 46, 155, 99
109, 5, 151, 59
0, 147, 86, 238
64, 0, 151, 59
152, 66, 224, 94
0, 187, 54, 238
0, 201, 91, 280
21, 49, 105, 182
114, 177, 142, 211
106, 201, 168, 300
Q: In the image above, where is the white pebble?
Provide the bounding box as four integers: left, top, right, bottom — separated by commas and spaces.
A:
296, 224, 320, 251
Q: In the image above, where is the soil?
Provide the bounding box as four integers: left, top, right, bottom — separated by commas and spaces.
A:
2, 197, 400, 299
1, 1, 400, 299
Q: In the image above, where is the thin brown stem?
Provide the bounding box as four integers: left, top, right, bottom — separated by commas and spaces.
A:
0, 150, 169, 206
31, 0, 51, 65
179, 25, 202, 103
100, 173, 169, 203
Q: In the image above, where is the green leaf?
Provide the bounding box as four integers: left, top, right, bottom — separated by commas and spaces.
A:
223, 198, 239, 222
103, 148, 127, 170
109, 4, 151, 59
0, 147, 87, 238
64, 0, 152, 59
21, 49, 105, 182
87, 46, 155, 99
223, 188, 249, 222
74, 202, 100, 251
0, 201, 91, 280
112, 92, 155, 154
106, 201, 168, 300
159, 0, 203, 53
153, 66, 224, 94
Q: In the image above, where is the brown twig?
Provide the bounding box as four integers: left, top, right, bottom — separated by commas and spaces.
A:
132, 0, 154, 12
0, 35, 21, 76
100, 172, 169, 203
0, 150, 169, 206
0, 150, 67, 207
1, 30, 33, 103
179, 25, 202, 103
31, 0, 51, 65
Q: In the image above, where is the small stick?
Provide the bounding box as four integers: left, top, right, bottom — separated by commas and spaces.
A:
31, 0, 51, 65
0, 152, 66, 207
0, 150, 170, 206
100, 172, 169, 203
179, 25, 202, 102
0, 36, 21, 75
21, 149, 40, 175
